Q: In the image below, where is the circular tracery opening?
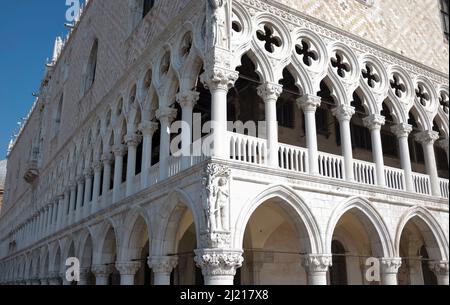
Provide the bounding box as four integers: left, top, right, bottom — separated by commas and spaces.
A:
256, 24, 282, 54
295, 39, 318, 67
331, 51, 351, 78
390, 73, 407, 98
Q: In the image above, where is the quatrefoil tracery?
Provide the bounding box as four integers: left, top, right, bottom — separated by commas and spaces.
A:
256, 24, 282, 54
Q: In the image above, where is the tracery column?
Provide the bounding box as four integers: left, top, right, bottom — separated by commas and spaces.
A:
415, 131, 440, 196
297, 95, 321, 175
148, 256, 178, 285
92, 265, 112, 286
68, 183, 77, 224
391, 123, 414, 192
75, 176, 85, 221
125, 133, 142, 196
91, 161, 103, 207
363, 114, 386, 186
332, 105, 356, 181
83, 168, 93, 211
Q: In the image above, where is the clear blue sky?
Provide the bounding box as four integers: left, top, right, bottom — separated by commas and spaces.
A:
0, 1, 72, 160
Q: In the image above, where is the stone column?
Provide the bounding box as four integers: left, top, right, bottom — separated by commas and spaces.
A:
91, 265, 113, 285
391, 123, 414, 192
156, 108, 178, 180
429, 260, 449, 285
201, 68, 238, 159
332, 105, 355, 181
75, 176, 85, 221
380, 257, 402, 285
415, 131, 440, 196
46, 204, 53, 235
297, 95, 321, 175
125, 134, 142, 197
176, 91, 200, 169
91, 161, 103, 207
363, 114, 386, 186
194, 249, 244, 285
139, 121, 159, 189
101, 153, 114, 205
301, 254, 332, 285
112, 145, 126, 203
83, 169, 93, 209
115, 262, 141, 285
257, 83, 283, 168
68, 183, 77, 224
78, 268, 91, 285
148, 256, 178, 285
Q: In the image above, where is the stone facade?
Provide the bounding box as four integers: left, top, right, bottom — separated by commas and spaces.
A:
0, 0, 448, 285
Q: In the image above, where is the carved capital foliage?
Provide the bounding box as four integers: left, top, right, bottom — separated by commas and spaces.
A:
115, 262, 141, 276
380, 257, 402, 274
194, 249, 244, 277
363, 114, 386, 130
148, 256, 179, 274
390, 123, 413, 138
125, 134, 142, 147
297, 94, 321, 112
200, 231, 231, 249
91, 265, 113, 277
200, 68, 238, 91
176, 91, 200, 108
301, 254, 332, 273
139, 121, 159, 136
429, 260, 449, 275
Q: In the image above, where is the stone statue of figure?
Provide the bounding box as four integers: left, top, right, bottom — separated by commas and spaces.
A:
214, 177, 230, 231
207, 0, 227, 48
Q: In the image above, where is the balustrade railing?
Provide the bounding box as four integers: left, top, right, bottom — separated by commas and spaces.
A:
354, 160, 376, 185
385, 166, 405, 191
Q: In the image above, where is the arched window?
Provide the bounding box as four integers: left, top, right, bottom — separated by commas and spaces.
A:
143, 0, 155, 18
84, 39, 99, 93
329, 240, 348, 285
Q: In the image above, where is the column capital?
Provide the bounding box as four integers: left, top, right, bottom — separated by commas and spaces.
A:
176, 91, 200, 108
125, 134, 142, 147
363, 114, 385, 130
429, 260, 449, 276
332, 105, 355, 122
69, 182, 78, 191
156, 107, 178, 124
91, 264, 113, 277
200, 67, 239, 91
148, 256, 178, 275
115, 261, 141, 276
112, 144, 127, 157
194, 249, 244, 277
297, 94, 321, 112
257, 82, 283, 102
390, 123, 413, 138
301, 254, 332, 273
415, 130, 440, 145
380, 257, 402, 274
139, 121, 159, 136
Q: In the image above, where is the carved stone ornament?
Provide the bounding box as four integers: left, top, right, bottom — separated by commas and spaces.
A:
201, 163, 231, 236
194, 248, 244, 276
